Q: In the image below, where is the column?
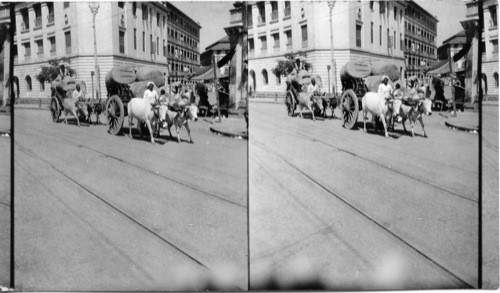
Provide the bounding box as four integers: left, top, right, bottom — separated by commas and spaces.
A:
2, 24, 10, 107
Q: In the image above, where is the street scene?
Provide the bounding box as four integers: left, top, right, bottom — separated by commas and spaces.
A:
0, 1, 248, 291
247, 0, 498, 290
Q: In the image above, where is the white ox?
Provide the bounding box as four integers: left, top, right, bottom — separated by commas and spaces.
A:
361, 92, 392, 138
62, 96, 88, 127
127, 97, 158, 144
159, 104, 198, 143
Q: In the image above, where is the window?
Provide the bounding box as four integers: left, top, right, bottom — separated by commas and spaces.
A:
118, 2, 124, 9
387, 28, 389, 49
285, 30, 292, 46
49, 37, 56, 55
249, 38, 254, 51
65, 31, 71, 54
379, 1, 385, 14
142, 31, 145, 51
301, 25, 308, 48
134, 29, 137, 50
494, 72, 498, 88
157, 37, 159, 54
260, 36, 267, 50
36, 40, 43, 54
258, 2, 266, 24
370, 1, 374, 10
489, 6, 497, 27
370, 22, 373, 44
394, 7, 398, 20
262, 69, 268, 85
356, 25, 362, 47
163, 40, 166, 57
276, 75, 281, 84
400, 33, 402, 50
26, 75, 32, 91
271, 1, 279, 21
394, 31, 396, 49
40, 80, 45, 91
284, 1, 291, 18
379, 25, 382, 45
119, 30, 125, 53
157, 13, 160, 26
272, 33, 279, 48
150, 34, 153, 54
142, 4, 148, 20
133, 2, 137, 16
63, 2, 69, 9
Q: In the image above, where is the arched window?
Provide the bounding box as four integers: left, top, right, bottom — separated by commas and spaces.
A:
276, 74, 281, 85
39, 80, 45, 91
25, 75, 32, 92
494, 72, 498, 88
249, 70, 256, 92
481, 73, 488, 95
262, 69, 268, 85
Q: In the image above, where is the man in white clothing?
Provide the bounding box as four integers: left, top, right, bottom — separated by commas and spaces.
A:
143, 81, 159, 105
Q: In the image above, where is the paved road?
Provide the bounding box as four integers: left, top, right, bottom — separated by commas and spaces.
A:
13, 109, 247, 291
249, 101, 485, 289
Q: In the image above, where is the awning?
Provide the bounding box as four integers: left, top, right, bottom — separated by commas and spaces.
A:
426, 60, 451, 76
190, 67, 229, 81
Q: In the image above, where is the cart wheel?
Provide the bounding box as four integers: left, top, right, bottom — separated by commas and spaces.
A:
341, 89, 359, 129
285, 90, 295, 116
106, 95, 124, 135
50, 97, 60, 122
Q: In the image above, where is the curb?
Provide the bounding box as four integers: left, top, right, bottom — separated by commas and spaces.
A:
444, 121, 479, 134
209, 126, 248, 140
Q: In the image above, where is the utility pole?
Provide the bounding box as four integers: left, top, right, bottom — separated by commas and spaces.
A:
89, 2, 100, 101
328, 1, 337, 96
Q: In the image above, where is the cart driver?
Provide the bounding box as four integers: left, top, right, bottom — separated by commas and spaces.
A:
72, 83, 85, 101
144, 81, 159, 106
164, 81, 188, 112
392, 83, 404, 123
378, 76, 393, 101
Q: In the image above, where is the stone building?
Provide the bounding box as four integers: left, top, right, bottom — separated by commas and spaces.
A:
403, 0, 438, 80
6, 1, 200, 100
247, 0, 407, 97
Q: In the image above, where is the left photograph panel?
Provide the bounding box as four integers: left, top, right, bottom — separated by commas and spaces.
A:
1, 1, 248, 291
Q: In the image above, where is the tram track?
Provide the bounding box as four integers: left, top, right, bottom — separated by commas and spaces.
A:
252, 120, 477, 204
16, 142, 212, 269
14, 122, 246, 209
251, 138, 474, 288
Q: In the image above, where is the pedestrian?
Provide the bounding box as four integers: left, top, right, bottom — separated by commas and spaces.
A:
392, 83, 404, 123
196, 82, 212, 114
378, 76, 393, 101
307, 77, 319, 94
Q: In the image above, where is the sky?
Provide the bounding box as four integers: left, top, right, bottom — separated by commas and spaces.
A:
170, 1, 235, 52
416, 0, 468, 45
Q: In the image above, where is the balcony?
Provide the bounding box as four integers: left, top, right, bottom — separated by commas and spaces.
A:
283, 7, 291, 19
47, 13, 54, 25
482, 52, 499, 62
271, 10, 278, 22
35, 17, 42, 29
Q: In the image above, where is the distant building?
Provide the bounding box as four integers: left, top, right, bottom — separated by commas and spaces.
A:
5, 1, 200, 100
247, 1, 406, 96
436, 30, 467, 73
402, 0, 438, 81
465, 0, 498, 98
200, 35, 231, 77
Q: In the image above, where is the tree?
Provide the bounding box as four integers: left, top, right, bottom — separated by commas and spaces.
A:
271, 51, 312, 78
35, 57, 76, 84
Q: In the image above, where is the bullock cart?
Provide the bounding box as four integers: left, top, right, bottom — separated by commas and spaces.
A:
284, 69, 331, 117
49, 76, 87, 122
339, 60, 400, 129
105, 66, 165, 135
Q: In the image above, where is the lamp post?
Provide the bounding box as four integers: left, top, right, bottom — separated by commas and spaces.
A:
328, 1, 337, 97
89, 2, 100, 101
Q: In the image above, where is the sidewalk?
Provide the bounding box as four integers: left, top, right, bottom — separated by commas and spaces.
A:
208, 116, 248, 140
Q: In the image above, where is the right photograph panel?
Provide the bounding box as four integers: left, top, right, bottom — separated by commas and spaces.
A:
248, 0, 498, 290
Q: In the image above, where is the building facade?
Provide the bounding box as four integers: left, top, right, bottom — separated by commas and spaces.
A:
10, 1, 200, 100
403, 0, 438, 81
466, 0, 498, 98
200, 35, 231, 77
247, 0, 406, 96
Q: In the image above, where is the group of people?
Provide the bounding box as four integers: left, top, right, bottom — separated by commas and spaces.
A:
377, 75, 428, 123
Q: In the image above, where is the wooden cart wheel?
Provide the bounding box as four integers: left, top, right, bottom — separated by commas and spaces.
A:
285, 90, 295, 116
106, 95, 124, 135
341, 89, 359, 129
50, 96, 60, 122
